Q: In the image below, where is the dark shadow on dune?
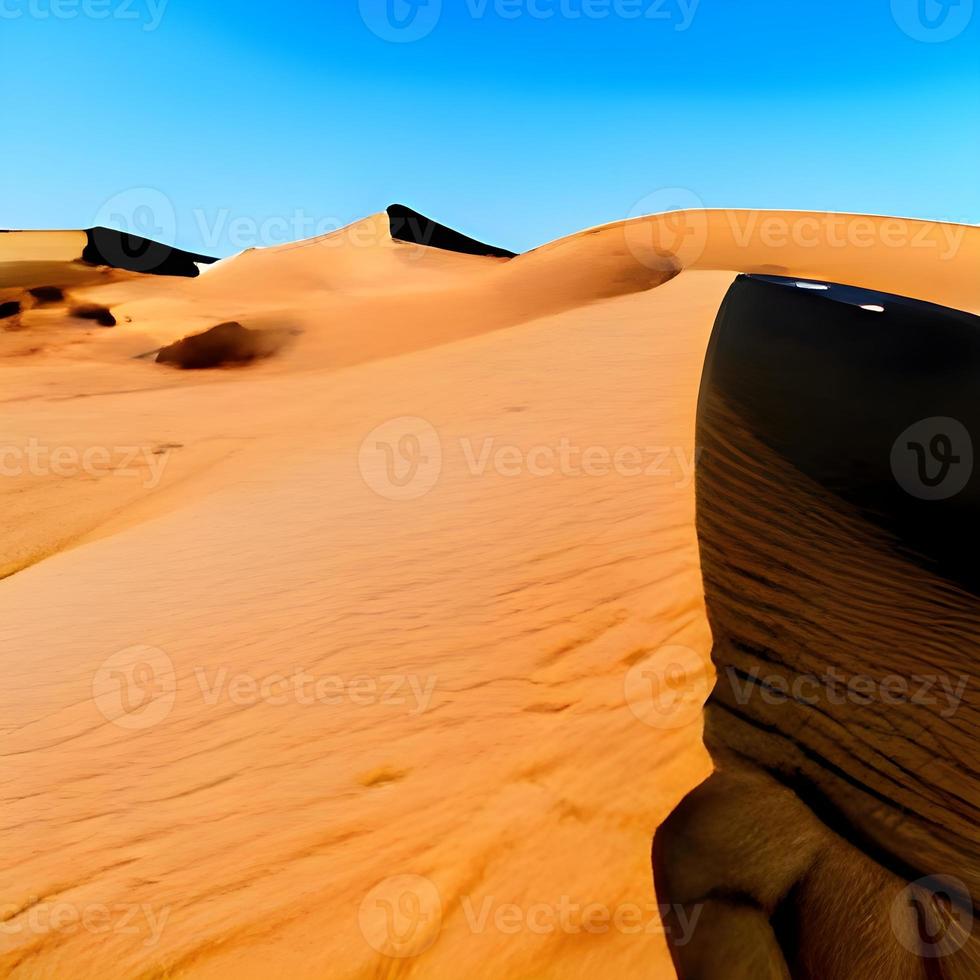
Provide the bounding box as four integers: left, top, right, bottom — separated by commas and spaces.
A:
0, 301, 21, 320
656, 274, 980, 978
704, 275, 980, 593
156, 321, 292, 369
70, 303, 116, 327
386, 204, 517, 258
82, 227, 217, 277
28, 285, 65, 304
699, 273, 979, 890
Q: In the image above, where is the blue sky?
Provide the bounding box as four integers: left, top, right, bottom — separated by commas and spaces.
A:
1, 0, 977, 255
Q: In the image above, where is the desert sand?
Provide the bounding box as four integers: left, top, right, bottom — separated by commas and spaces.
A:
1, 209, 976, 978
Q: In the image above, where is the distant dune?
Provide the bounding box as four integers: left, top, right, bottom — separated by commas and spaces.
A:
81, 227, 217, 277
0, 207, 976, 979
387, 204, 518, 258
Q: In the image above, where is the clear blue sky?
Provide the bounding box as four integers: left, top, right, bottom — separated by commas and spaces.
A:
1, 0, 977, 255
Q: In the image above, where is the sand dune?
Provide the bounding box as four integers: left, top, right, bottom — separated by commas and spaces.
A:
1, 209, 976, 978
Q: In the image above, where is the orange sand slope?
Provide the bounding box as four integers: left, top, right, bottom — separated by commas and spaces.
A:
0, 211, 976, 979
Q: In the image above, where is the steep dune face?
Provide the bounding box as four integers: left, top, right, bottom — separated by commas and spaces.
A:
677, 274, 980, 977
387, 204, 518, 257
81, 227, 217, 278
0, 209, 977, 978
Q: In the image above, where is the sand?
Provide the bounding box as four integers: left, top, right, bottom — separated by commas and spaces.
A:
1, 209, 976, 978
